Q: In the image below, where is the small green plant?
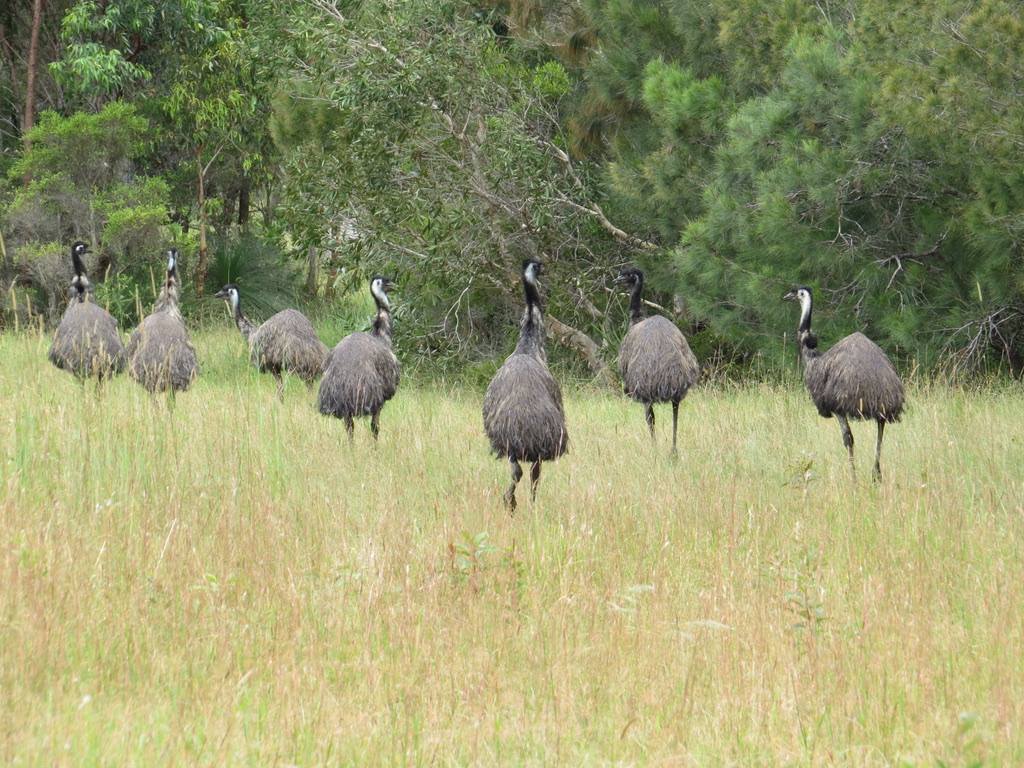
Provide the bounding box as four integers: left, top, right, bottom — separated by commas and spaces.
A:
449, 531, 497, 583
94, 272, 153, 327
782, 455, 816, 490
771, 545, 828, 632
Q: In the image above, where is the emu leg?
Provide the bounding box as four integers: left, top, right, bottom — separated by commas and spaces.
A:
873, 420, 885, 481
504, 459, 523, 511
370, 411, 381, 441
671, 400, 680, 456
344, 416, 355, 442
274, 371, 284, 403
645, 404, 655, 440
530, 461, 542, 501
837, 414, 855, 479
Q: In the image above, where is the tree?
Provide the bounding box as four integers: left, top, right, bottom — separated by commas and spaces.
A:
22, 0, 44, 142
268, 0, 654, 377
4, 103, 172, 323
567, 0, 1024, 372
53, 0, 273, 295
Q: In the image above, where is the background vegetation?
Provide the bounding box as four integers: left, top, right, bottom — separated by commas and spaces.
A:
2, 0, 1023, 377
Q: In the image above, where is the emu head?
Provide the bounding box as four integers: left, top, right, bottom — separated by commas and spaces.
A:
522, 259, 543, 286
214, 283, 240, 314
613, 267, 643, 288
783, 286, 814, 336
370, 276, 395, 310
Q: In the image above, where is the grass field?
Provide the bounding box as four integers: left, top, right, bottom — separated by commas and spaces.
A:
1, 328, 1022, 765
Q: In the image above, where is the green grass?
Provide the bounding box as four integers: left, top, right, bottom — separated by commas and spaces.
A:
1, 328, 1022, 765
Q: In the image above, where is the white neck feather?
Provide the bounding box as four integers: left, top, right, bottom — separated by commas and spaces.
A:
799, 292, 812, 330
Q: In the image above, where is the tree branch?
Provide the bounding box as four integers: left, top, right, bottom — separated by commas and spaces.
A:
544, 140, 659, 251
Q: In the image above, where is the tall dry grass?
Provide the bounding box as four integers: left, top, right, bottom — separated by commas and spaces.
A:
0, 328, 1022, 765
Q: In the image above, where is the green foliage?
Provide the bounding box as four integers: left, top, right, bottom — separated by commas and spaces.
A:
202, 232, 302, 322
268, 0, 624, 373
7, 0, 1024, 375
573, 0, 1024, 372
93, 271, 154, 327
3, 103, 174, 323
11, 102, 147, 188
52, 0, 232, 99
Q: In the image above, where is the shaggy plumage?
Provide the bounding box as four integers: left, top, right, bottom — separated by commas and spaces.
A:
215, 284, 327, 399
482, 260, 568, 510
483, 355, 567, 462
803, 332, 904, 422
785, 286, 905, 479
128, 250, 198, 394
615, 268, 699, 453
48, 241, 127, 380
317, 277, 400, 439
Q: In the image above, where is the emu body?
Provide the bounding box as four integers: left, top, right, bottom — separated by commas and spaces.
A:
317, 277, 399, 439
215, 285, 327, 400
615, 268, 699, 454
482, 261, 568, 510
128, 250, 198, 394
785, 286, 904, 479
48, 242, 127, 381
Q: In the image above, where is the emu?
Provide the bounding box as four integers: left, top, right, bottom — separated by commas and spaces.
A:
614, 267, 699, 454
482, 260, 568, 511
48, 241, 127, 382
784, 286, 904, 480
127, 249, 199, 394
215, 284, 327, 400
317, 276, 400, 439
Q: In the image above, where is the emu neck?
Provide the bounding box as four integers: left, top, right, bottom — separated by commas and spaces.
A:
372, 306, 392, 343
71, 254, 88, 303
628, 278, 645, 325
798, 331, 819, 365
153, 279, 179, 314
232, 297, 256, 341
517, 274, 547, 359
798, 297, 812, 335
796, 295, 816, 364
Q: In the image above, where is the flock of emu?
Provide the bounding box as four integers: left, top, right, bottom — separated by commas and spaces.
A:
47, 241, 904, 507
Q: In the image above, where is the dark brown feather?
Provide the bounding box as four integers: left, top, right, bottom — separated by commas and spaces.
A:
49, 300, 127, 380
249, 309, 327, 383
483, 353, 568, 462
127, 308, 199, 393
619, 315, 699, 403
317, 332, 399, 418
804, 332, 904, 422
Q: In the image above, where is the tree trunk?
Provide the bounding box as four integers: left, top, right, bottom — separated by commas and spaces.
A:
238, 178, 250, 226
304, 245, 319, 297
195, 148, 209, 296
546, 315, 615, 387
22, 0, 44, 169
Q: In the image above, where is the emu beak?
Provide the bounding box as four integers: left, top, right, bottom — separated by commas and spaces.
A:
783, 290, 797, 301
382, 279, 396, 292
613, 274, 628, 286
214, 288, 228, 299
